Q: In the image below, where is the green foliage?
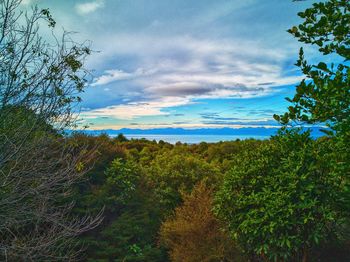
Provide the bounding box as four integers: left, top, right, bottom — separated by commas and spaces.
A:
237, 1, 350, 260
214, 130, 348, 261
71, 136, 267, 261
115, 133, 129, 142
289, 0, 349, 58
144, 150, 221, 211
274, 0, 350, 135
71, 132, 350, 261
74, 158, 138, 214
0, 105, 56, 140
83, 187, 166, 262
104, 158, 139, 206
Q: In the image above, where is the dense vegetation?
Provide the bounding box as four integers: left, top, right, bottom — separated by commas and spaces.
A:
67, 132, 348, 262
0, 0, 349, 261
70, 135, 262, 261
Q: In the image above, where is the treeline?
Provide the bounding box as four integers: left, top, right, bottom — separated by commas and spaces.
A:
69, 132, 349, 262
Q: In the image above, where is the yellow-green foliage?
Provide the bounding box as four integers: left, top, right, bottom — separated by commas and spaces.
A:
160, 181, 244, 262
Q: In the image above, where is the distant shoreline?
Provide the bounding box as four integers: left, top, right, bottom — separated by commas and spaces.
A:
122, 134, 270, 144
71, 126, 325, 136
68, 127, 327, 144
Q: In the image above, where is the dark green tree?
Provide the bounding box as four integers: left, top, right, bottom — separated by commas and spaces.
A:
115, 133, 129, 143
77, 155, 167, 261
273, 3, 350, 259
214, 130, 348, 261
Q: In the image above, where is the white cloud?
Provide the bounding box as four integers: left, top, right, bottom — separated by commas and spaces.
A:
76, 121, 280, 131
92, 68, 157, 86
90, 34, 301, 97
92, 69, 132, 85
90, 34, 288, 67
84, 34, 303, 121
82, 97, 192, 120
75, 0, 104, 15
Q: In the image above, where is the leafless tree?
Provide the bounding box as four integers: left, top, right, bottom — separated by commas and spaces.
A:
0, 0, 102, 260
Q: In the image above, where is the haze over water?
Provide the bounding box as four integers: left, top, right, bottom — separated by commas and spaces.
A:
122, 134, 269, 144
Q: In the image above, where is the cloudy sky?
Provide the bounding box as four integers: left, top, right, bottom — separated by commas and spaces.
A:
26, 0, 320, 130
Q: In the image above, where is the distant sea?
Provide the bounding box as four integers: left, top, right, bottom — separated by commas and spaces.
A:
74, 127, 326, 144
120, 134, 269, 144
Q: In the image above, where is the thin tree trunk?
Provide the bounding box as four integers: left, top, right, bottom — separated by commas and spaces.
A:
302, 248, 308, 262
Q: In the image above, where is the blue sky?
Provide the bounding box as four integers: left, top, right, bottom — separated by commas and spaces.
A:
25, 0, 320, 130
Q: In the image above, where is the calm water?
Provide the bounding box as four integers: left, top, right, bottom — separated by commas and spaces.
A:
122, 134, 269, 144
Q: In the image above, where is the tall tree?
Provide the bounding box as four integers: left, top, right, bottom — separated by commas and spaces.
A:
214, 130, 348, 261
275, 2, 350, 253
0, 0, 100, 260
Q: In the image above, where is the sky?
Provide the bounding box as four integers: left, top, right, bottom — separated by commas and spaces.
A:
24, 0, 321, 130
